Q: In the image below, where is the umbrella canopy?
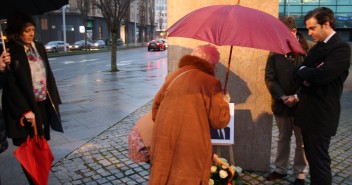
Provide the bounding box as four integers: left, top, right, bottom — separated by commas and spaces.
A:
0, 0, 68, 20
14, 118, 54, 185
166, 4, 305, 55
166, 4, 305, 91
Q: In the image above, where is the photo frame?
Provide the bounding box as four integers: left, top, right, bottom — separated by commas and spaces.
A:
211, 103, 235, 145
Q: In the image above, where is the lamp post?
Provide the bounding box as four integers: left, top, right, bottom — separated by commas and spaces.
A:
62, 5, 69, 52
134, 2, 137, 46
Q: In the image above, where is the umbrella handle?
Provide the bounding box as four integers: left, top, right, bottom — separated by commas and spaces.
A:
20, 116, 38, 140
0, 24, 6, 53
224, 46, 233, 94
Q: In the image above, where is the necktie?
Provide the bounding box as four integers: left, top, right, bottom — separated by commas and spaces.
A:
219, 129, 224, 139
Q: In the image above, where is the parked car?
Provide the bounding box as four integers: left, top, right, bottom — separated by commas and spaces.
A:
147, 40, 166, 51
161, 40, 168, 48
45, 41, 69, 52
117, 38, 124, 46
107, 38, 124, 46
70, 40, 93, 50
93, 40, 106, 48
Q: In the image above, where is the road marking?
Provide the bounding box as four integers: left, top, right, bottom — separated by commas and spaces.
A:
87, 62, 103, 66
62, 59, 99, 64
79, 59, 98, 63
63, 61, 75, 64
117, 60, 132, 66
52, 68, 63, 71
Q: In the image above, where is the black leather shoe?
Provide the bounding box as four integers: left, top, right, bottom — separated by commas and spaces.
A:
266, 171, 287, 181
293, 178, 305, 185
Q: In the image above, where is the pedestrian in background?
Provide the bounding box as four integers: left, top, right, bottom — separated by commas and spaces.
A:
0, 51, 11, 185
295, 7, 351, 185
265, 16, 314, 185
2, 12, 63, 185
149, 45, 231, 184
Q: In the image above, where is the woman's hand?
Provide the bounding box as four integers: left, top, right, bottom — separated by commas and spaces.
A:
223, 92, 231, 103
0, 51, 11, 71
23, 111, 35, 127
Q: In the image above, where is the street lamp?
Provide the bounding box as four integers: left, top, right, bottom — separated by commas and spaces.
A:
134, 2, 137, 46
159, 11, 163, 30
62, 4, 70, 52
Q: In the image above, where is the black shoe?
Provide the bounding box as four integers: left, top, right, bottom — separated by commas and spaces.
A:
293, 178, 305, 185
266, 171, 287, 181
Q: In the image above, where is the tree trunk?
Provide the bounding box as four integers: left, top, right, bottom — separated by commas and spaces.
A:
111, 31, 118, 72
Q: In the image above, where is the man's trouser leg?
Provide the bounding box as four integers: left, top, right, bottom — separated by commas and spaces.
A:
292, 125, 308, 179
302, 131, 332, 185
274, 116, 293, 174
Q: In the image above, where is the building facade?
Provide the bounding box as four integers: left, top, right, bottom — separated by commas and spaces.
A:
33, 0, 157, 45
155, 0, 167, 40
279, 0, 352, 41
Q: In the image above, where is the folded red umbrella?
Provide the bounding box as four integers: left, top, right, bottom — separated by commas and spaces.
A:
14, 117, 54, 185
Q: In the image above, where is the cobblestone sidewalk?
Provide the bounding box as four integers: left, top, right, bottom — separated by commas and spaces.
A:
52, 91, 352, 185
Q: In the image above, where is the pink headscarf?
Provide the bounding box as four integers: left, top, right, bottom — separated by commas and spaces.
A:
191, 44, 220, 65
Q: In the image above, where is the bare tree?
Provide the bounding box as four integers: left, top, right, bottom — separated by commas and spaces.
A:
93, 0, 134, 72
138, 1, 147, 45
149, 0, 155, 40
77, 0, 91, 50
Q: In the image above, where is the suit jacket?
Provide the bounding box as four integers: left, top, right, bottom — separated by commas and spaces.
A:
295, 34, 351, 136
265, 33, 314, 116
2, 40, 63, 141
210, 127, 230, 140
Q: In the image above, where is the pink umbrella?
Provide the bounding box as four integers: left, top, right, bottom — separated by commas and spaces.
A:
166, 4, 305, 91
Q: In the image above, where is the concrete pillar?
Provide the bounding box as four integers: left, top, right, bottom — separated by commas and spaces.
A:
167, 0, 278, 171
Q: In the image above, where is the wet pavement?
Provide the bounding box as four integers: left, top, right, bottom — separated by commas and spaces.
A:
0, 48, 351, 185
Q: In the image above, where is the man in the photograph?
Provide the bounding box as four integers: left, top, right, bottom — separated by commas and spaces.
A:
210, 127, 230, 140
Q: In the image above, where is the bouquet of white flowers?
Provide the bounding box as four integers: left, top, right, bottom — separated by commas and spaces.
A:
209, 154, 245, 185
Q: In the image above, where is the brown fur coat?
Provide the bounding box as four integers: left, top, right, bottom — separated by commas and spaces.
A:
149, 55, 230, 185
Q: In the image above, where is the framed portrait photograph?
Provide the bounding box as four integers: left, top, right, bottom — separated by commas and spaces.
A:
211, 103, 235, 145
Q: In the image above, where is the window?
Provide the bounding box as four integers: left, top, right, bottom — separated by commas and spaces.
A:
98, 26, 103, 39
41, 19, 48, 30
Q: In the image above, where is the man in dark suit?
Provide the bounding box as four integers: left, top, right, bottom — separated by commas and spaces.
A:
295, 7, 351, 185
210, 127, 230, 140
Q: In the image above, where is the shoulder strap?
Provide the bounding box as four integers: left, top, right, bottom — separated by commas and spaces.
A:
164, 69, 197, 95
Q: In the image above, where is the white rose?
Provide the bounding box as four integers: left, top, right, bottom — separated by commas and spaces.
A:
219, 170, 228, 178
211, 165, 217, 173
219, 158, 228, 164
235, 166, 243, 174
209, 179, 214, 185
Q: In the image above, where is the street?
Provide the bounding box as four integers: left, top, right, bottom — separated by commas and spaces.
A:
49, 48, 168, 81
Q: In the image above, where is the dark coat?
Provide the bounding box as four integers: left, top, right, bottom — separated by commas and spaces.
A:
2, 41, 63, 141
295, 34, 351, 136
0, 72, 8, 153
210, 127, 230, 140
265, 33, 314, 116
0, 53, 8, 153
